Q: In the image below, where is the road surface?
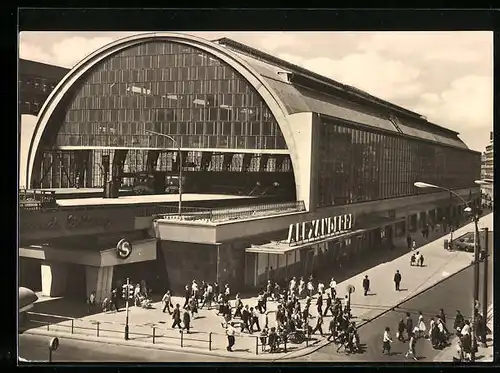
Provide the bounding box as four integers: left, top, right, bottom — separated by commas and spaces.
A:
18, 334, 237, 363
302, 236, 493, 362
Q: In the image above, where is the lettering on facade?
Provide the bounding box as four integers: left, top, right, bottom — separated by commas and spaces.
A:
66, 213, 111, 230
286, 214, 354, 246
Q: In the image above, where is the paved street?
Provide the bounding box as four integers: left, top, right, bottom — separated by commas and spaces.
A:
18, 334, 235, 363
22, 213, 492, 361
302, 231, 493, 362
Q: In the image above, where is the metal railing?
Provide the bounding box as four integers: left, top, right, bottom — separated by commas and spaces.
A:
157, 201, 306, 223
23, 312, 312, 355
19, 200, 306, 223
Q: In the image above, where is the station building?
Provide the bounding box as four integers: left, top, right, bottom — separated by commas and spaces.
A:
19, 32, 481, 302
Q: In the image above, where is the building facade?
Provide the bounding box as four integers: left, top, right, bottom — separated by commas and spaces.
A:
19, 33, 481, 301
481, 131, 493, 207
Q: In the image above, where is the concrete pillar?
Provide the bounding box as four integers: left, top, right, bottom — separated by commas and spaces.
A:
41, 262, 69, 297
85, 266, 114, 303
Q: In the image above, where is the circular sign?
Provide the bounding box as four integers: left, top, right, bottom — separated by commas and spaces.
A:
49, 337, 59, 351
346, 284, 355, 294
116, 239, 132, 259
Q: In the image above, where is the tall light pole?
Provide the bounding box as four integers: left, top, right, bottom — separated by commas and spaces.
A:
475, 178, 493, 345
145, 129, 183, 217
414, 181, 480, 361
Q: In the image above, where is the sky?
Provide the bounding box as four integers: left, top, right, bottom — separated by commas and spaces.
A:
19, 31, 493, 152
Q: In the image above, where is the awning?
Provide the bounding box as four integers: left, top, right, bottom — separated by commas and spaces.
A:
245, 229, 366, 255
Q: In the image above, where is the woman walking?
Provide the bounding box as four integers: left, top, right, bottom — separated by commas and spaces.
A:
405, 329, 418, 360
382, 327, 393, 355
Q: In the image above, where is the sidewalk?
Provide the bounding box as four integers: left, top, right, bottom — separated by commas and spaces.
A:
24, 213, 493, 360
433, 303, 494, 362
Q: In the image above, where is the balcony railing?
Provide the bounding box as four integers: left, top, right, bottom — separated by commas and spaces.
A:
156, 200, 306, 223
18, 199, 306, 223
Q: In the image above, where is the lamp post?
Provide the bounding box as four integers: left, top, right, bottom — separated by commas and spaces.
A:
414, 181, 480, 361
145, 129, 183, 217
475, 179, 493, 344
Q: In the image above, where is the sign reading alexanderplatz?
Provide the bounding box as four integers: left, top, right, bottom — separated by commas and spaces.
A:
287, 214, 354, 246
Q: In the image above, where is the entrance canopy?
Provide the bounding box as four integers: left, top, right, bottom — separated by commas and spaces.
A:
245, 228, 365, 255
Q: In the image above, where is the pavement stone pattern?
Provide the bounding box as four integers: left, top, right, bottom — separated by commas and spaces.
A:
25, 213, 493, 360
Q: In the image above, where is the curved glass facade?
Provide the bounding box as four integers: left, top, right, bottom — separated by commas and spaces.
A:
54, 41, 286, 151
317, 118, 481, 208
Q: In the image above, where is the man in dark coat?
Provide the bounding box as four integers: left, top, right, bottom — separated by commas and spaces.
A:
362, 275, 370, 296
183, 309, 191, 333
394, 270, 402, 291
241, 305, 251, 333
323, 292, 333, 317
172, 304, 182, 329
316, 293, 323, 316
405, 312, 413, 341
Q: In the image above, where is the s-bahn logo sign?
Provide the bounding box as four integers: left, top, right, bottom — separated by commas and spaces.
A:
287, 214, 354, 246
116, 239, 132, 259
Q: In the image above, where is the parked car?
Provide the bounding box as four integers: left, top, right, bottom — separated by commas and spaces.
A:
452, 236, 475, 252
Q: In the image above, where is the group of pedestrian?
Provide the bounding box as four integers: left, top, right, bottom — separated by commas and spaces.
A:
410, 251, 425, 267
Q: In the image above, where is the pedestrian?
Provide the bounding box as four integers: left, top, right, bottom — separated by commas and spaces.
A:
256, 292, 266, 313
241, 305, 251, 333
318, 281, 325, 295
250, 307, 261, 332
171, 304, 182, 329
188, 296, 198, 319
363, 275, 370, 296
393, 270, 402, 291
87, 291, 96, 314
234, 294, 243, 318
410, 253, 416, 266
266, 280, 273, 300
327, 317, 336, 341
405, 331, 418, 360
316, 292, 323, 316
406, 235, 412, 250
312, 315, 324, 336
323, 292, 333, 317
397, 318, 406, 342
111, 288, 119, 312
382, 327, 393, 355
418, 312, 427, 338
183, 285, 190, 309
183, 309, 191, 333
224, 284, 231, 301
226, 322, 237, 352
412, 240, 417, 251
307, 279, 314, 297
162, 290, 173, 314
405, 312, 413, 341
454, 310, 465, 332
329, 278, 337, 298
415, 252, 421, 267
419, 253, 425, 267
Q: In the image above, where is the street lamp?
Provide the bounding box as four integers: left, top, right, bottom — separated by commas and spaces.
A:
414, 181, 480, 361
145, 129, 183, 217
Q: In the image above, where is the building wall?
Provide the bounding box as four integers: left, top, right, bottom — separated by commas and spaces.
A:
314, 116, 481, 209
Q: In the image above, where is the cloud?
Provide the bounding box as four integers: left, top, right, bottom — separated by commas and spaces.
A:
278, 52, 424, 101
49, 37, 115, 67
19, 42, 54, 65
358, 31, 492, 65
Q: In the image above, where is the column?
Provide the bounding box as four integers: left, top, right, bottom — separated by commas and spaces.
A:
41, 261, 69, 297
85, 266, 114, 303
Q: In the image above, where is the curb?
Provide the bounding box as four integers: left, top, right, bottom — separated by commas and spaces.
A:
22, 327, 322, 362
23, 257, 475, 362
274, 259, 476, 360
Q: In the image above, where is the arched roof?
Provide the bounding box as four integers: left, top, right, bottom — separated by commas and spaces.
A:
26, 32, 301, 190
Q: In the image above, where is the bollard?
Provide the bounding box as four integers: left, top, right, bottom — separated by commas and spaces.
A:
180, 329, 184, 348
152, 327, 156, 344
96, 322, 100, 337
284, 338, 287, 353
306, 332, 309, 347
71, 319, 74, 334
208, 332, 212, 351
47, 322, 50, 331
255, 337, 259, 355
